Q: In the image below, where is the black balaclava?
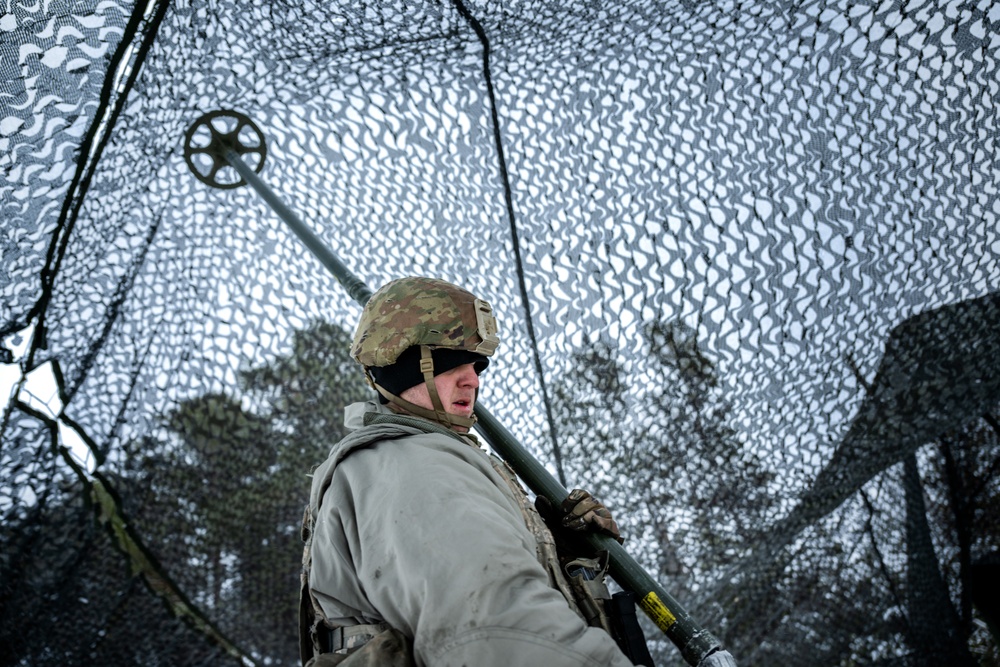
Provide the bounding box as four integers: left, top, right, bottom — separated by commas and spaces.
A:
370, 346, 488, 404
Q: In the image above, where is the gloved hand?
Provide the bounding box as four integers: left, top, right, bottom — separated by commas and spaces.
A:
697, 650, 738, 667
556, 489, 624, 544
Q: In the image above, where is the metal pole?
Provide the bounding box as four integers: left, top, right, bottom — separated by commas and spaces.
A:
192, 111, 735, 667
473, 409, 727, 667
223, 149, 372, 308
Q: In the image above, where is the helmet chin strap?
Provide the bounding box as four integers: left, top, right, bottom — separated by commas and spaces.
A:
368, 346, 477, 431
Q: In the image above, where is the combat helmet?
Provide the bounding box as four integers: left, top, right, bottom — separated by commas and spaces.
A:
352, 276, 500, 430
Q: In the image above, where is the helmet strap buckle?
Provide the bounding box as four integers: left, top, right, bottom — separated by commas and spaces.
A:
419, 346, 450, 423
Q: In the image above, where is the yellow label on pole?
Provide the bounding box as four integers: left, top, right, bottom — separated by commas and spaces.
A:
639, 591, 677, 632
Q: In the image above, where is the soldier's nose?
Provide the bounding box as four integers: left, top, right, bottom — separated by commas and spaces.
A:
458, 363, 479, 387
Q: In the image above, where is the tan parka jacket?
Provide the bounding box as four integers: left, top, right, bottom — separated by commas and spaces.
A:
305, 401, 633, 667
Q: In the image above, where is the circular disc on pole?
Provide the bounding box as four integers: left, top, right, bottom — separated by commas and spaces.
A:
184, 109, 267, 189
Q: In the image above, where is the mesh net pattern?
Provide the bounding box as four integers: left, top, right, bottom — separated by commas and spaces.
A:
2, 0, 999, 665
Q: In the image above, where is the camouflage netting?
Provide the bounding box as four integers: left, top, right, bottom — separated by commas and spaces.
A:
2, 0, 999, 665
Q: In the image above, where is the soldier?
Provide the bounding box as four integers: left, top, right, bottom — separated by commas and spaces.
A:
300, 276, 635, 666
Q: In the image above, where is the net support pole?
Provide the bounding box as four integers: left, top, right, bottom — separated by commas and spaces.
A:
223, 148, 372, 307
474, 409, 731, 667
213, 132, 735, 667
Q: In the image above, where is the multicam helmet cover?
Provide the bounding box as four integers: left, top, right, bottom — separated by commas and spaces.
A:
351, 276, 499, 369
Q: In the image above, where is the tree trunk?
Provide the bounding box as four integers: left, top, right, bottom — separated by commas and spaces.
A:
902, 454, 976, 667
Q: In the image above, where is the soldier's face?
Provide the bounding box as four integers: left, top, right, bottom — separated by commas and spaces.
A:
399, 362, 480, 431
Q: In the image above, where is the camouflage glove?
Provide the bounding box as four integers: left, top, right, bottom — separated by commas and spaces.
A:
558, 489, 624, 544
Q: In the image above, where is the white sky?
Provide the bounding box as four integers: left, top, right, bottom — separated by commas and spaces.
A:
1, 323, 95, 512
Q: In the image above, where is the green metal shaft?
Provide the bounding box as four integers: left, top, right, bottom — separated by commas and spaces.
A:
225, 149, 372, 307
223, 150, 725, 667
474, 409, 722, 667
